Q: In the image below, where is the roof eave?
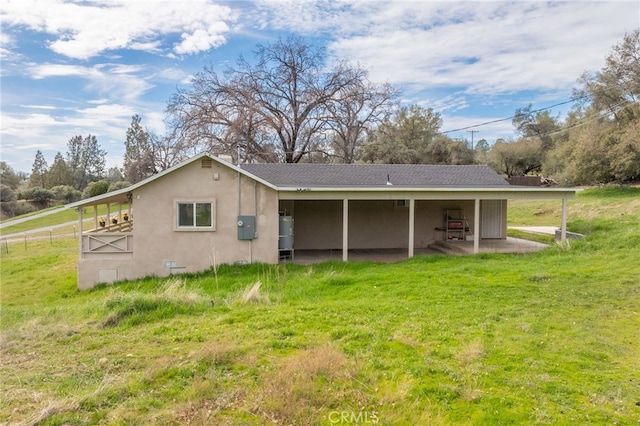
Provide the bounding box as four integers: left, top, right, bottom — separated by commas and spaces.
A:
65, 153, 279, 209
275, 186, 580, 193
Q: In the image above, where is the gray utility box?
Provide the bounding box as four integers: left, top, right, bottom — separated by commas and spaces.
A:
237, 215, 256, 240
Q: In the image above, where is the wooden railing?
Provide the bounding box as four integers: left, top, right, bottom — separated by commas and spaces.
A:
95, 220, 133, 233
82, 233, 133, 254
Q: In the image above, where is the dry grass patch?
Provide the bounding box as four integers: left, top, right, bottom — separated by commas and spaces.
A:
455, 339, 485, 365
240, 281, 270, 304
257, 345, 360, 424
198, 341, 240, 368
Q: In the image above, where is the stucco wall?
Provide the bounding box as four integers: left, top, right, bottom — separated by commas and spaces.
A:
78, 159, 279, 289
288, 199, 478, 250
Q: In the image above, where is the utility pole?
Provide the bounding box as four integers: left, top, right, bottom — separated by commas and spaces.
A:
467, 130, 479, 149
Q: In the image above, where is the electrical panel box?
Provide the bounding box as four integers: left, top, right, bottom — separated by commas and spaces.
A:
237, 215, 256, 240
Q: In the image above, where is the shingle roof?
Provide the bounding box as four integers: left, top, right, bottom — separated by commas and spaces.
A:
240, 163, 509, 188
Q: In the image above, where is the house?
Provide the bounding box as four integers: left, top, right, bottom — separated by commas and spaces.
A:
67, 153, 578, 289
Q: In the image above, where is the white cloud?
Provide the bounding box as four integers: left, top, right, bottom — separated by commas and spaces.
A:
25, 63, 152, 102
0, 102, 137, 170
254, 1, 639, 96
0, 32, 18, 63
1, 0, 238, 59
155, 67, 192, 84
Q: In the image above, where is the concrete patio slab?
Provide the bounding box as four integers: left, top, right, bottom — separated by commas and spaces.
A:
286, 238, 547, 264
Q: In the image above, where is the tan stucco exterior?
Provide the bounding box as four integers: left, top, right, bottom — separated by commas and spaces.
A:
76, 157, 279, 289
70, 153, 577, 289
285, 199, 484, 250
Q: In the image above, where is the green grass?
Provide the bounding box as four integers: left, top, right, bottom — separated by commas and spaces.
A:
1, 188, 639, 425
0, 203, 129, 236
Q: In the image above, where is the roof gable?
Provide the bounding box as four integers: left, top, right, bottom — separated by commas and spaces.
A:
66, 153, 278, 208
241, 163, 509, 188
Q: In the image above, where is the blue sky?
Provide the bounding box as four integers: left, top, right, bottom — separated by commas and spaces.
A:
1, 0, 638, 173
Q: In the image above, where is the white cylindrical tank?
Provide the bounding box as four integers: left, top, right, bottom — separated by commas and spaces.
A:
279, 216, 294, 250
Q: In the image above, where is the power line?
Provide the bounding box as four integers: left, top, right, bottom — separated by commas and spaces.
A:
534, 99, 633, 139
441, 83, 634, 136
441, 98, 580, 135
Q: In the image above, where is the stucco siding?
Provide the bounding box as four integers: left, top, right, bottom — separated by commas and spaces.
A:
291, 200, 343, 249
78, 159, 279, 288
288, 199, 479, 251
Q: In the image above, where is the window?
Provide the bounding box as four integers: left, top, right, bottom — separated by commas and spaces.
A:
176, 201, 215, 230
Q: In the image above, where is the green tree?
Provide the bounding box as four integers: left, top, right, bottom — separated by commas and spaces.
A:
29, 150, 48, 188
123, 115, 156, 183
475, 139, 490, 164
107, 181, 131, 192
46, 152, 72, 188
576, 29, 639, 127
107, 167, 124, 184
548, 30, 640, 184
83, 180, 109, 199
28, 188, 55, 209
66, 135, 107, 190
512, 105, 561, 152
0, 162, 22, 190
361, 105, 473, 164
50, 185, 82, 203
0, 184, 18, 218
488, 138, 544, 177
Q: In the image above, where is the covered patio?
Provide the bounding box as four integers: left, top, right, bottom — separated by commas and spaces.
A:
288, 236, 549, 264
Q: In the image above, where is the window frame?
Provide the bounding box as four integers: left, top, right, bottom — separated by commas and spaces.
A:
174, 199, 216, 231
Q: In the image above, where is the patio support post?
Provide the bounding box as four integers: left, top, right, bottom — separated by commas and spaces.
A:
408, 199, 415, 258
473, 199, 480, 254
342, 199, 349, 262
561, 198, 568, 240
78, 207, 84, 258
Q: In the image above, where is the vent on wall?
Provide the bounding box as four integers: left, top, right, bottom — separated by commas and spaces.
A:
201, 159, 212, 168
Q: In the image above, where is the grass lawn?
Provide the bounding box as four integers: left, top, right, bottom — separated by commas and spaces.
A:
0, 203, 129, 237
1, 187, 639, 425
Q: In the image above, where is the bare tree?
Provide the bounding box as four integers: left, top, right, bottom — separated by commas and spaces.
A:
149, 133, 193, 172
166, 36, 392, 163
324, 80, 399, 163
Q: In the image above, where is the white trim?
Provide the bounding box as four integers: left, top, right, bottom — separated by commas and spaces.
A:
278, 188, 578, 201
66, 152, 580, 210
342, 199, 349, 262
408, 199, 415, 258
174, 198, 217, 231
474, 199, 480, 254
561, 198, 568, 240
276, 186, 579, 194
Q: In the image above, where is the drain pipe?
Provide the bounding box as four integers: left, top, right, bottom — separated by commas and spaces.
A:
250, 181, 258, 263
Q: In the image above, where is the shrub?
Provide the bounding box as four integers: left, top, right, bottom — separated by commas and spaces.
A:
83, 181, 109, 199
28, 188, 55, 209
107, 181, 132, 192
50, 185, 82, 203
0, 185, 17, 218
